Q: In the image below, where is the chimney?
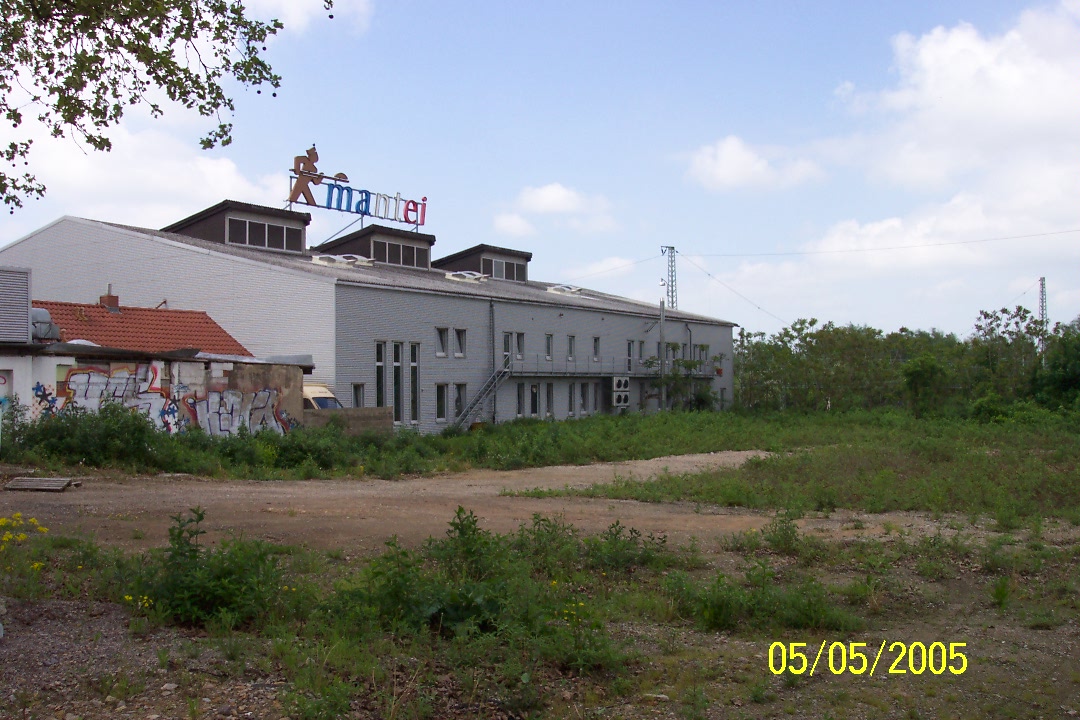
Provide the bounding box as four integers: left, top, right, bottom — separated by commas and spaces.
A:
99, 283, 120, 311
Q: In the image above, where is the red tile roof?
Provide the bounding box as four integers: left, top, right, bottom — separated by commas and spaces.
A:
33, 300, 252, 356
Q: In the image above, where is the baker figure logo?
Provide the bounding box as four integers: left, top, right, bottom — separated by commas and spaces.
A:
288, 146, 348, 206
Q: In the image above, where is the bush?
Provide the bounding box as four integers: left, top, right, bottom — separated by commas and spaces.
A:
132, 507, 284, 628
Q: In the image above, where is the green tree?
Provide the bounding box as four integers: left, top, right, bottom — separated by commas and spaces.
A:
1032, 317, 1080, 409
1, 0, 332, 210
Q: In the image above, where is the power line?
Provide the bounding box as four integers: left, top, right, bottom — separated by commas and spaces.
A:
566, 254, 662, 281
678, 252, 789, 325
684, 228, 1080, 258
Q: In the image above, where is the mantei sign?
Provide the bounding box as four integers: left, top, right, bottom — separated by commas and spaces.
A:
287, 147, 427, 226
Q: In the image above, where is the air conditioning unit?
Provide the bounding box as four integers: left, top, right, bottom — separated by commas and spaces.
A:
612, 376, 630, 407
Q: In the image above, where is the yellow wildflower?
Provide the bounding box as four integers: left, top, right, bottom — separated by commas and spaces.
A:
37, 526, 48, 533
0, 517, 9, 528
1, 532, 12, 543
30, 561, 44, 571
124, 594, 134, 602
15, 533, 28, 542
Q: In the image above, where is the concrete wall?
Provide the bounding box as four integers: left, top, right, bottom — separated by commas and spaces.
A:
303, 406, 393, 435
0, 218, 338, 385
334, 283, 734, 434
3, 354, 303, 436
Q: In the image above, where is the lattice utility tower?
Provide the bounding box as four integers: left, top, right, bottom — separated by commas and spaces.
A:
661, 246, 677, 309
1039, 276, 1048, 354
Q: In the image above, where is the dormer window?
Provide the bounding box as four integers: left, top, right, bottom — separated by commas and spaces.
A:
482, 258, 527, 281
227, 218, 303, 252
373, 239, 429, 268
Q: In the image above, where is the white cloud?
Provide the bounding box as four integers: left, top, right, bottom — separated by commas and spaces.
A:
492, 182, 617, 237
493, 213, 536, 237
838, 3, 1080, 189
687, 136, 823, 191
516, 183, 587, 214
247, 0, 373, 33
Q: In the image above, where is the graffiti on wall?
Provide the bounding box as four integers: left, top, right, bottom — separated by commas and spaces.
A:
27, 362, 295, 437
184, 389, 287, 435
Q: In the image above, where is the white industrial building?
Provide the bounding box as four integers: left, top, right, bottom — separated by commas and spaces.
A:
0, 200, 735, 434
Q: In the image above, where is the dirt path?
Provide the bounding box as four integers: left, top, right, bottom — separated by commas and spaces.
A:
1, 451, 774, 553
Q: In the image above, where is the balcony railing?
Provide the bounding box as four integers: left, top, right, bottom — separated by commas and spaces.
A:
504, 353, 716, 377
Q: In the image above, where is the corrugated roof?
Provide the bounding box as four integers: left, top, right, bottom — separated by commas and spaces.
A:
33, 300, 253, 356
96, 220, 736, 326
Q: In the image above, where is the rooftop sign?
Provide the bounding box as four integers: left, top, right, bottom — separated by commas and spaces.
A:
287, 146, 427, 226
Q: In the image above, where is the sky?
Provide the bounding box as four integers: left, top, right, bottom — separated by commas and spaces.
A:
3, 0, 1079, 338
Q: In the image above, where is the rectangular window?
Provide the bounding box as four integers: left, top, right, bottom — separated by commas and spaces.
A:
285, 227, 303, 252
436, 328, 448, 356
516, 383, 525, 416
503, 332, 513, 367
388, 242, 402, 265
227, 218, 246, 245
505, 262, 516, 281
593, 336, 601, 361
375, 342, 386, 407
568, 383, 576, 415
656, 341, 662, 359
410, 343, 419, 423
580, 383, 589, 414
639, 341, 645, 361
545, 383, 554, 417
594, 382, 601, 413
436, 384, 447, 421
515, 263, 527, 282
352, 383, 365, 408
374, 240, 388, 262
482, 258, 494, 276
545, 334, 553, 360
567, 335, 576, 361
267, 224, 285, 250
493, 259, 505, 279
454, 384, 467, 418
516, 332, 525, 359
248, 221, 267, 247
627, 340, 634, 372
701, 344, 710, 362
393, 342, 403, 423
402, 245, 416, 267
530, 384, 539, 416
455, 329, 466, 357
416, 247, 429, 268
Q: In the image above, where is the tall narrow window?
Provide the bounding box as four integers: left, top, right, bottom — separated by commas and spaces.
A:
545, 334, 553, 360
515, 332, 525, 359
545, 383, 554, 417
375, 342, 386, 407
594, 382, 601, 413
567, 335, 576, 361
393, 343, 403, 423
530, 384, 539, 416
626, 340, 634, 372
568, 383, 576, 415
580, 383, 588, 414
410, 343, 419, 424
436, 328, 448, 356
516, 383, 525, 416
455, 329, 467, 357
592, 336, 601, 361
639, 341, 645, 361
503, 332, 513, 367
455, 384, 467, 418
352, 384, 365, 408
436, 384, 447, 421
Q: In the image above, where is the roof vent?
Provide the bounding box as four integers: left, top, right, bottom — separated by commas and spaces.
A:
312, 253, 373, 267
445, 270, 488, 283
547, 284, 582, 295
30, 308, 61, 343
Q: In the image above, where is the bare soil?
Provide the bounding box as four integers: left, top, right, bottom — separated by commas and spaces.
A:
3, 452, 1079, 719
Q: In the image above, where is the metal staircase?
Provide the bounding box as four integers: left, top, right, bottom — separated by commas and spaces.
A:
451, 366, 511, 429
